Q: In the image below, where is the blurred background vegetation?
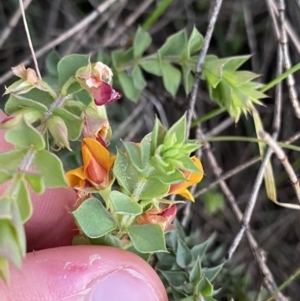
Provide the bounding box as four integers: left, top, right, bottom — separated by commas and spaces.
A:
1, 0, 300, 300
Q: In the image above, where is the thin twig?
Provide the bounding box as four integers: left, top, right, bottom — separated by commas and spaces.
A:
199, 128, 287, 301
277, 0, 300, 118
195, 156, 261, 198
243, 0, 260, 72
186, 0, 223, 132
267, 0, 300, 118
19, 0, 41, 79
269, 0, 300, 53
205, 117, 234, 137
226, 141, 276, 259
259, 131, 300, 204
103, 0, 154, 47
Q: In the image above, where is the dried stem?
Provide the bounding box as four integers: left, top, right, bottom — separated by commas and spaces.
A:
186, 0, 223, 132
259, 131, 300, 203
19, 0, 41, 79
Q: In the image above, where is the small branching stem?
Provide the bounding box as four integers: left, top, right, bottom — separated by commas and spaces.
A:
259, 131, 300, 204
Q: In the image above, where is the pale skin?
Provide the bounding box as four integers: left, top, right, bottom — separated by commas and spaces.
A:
0, 110, 167, 301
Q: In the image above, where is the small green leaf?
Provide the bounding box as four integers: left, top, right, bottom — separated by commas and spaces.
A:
197, 277, 213, 296
52, 107, 83, 140
176, 237, 193, 268
122, 141, 143, 170
158, 30, 187, 57
203, 263, 224, 281
5, 94, 48, 115
117, 72, 141, 102
203, 57, 224, 88
72, 197, 117, 238
133, 27, 152, 58
150, 117, 167, 155
16, 179, 32, 222
22, 89, 55, 107
223, 55, 251, 71
160, 61, 181, 96
24, 172, 45, 194
191, 240, 212, 260
253, 110, 277, 202
45, 50, 60, 76
139, 179, 170, 200
189, 257, 202, 285
113, 151, 140, 194
148, 169, 185, 184
159, 270, 188, 287
75, 89, 93, 106
0, 170, 12, 185
0, 257, 9, 284
5, 118, 45, 150
0, 197, 12, 219
164, 114, 186, 146
224, 70, 259, 87
57, 54, 89, 88
132, 65, 147, 90
112, 48, 133, 68
0, 219, 23, 270
110, 191, 142, 215
34, 150, 68, 187
182, 64, 194, 95
187, 26, 204, 55
155, 252, 175, 270
0, 150, 26, 171
91, 234, 123, 248
128, 224, 167, 253
140, 59, 162, 76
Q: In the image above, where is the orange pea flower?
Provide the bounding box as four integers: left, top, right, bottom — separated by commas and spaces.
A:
137, 205, 177, 230
168, 156, 203, 201
66, 137, 115, 190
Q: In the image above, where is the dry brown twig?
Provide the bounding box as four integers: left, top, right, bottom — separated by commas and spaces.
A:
266, 0, 300, 118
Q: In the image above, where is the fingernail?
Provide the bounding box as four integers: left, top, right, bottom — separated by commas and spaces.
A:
86, 268, 160, 301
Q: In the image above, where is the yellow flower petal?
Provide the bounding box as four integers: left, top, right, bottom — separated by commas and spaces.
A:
83, 138, 115, 173
65, 167, 86, 187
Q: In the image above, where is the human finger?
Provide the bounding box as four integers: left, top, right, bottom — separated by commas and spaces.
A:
0, 245, 167, 301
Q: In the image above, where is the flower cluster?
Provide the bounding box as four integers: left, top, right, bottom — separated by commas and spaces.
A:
64, 61, 204, 252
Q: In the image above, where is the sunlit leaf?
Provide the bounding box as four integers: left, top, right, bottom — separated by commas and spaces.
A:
110, 191, 142, 215
158, 30, 187, 57
132, 65, 147, 90
57, 54, 89, 88
117, 72, 141, 102
16, 179, 33, 222
72, 197, 116, 238
160, 61, 181, 97
5, 118, 45, 150
133, 27, 152, 58
34, 150, 68, 187
128, 224, 167, 253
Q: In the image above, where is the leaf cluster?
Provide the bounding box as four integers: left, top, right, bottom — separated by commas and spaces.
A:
156, 221, 224, 301
0, 54, 99, 283
111, 27, 266, 121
